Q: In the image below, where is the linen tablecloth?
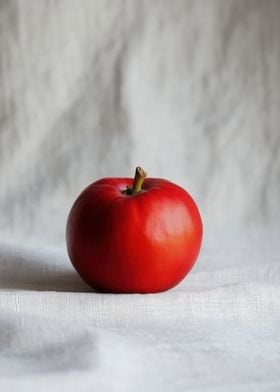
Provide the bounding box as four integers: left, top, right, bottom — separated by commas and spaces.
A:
1, 1, 280, 390
0, 227, 279, 391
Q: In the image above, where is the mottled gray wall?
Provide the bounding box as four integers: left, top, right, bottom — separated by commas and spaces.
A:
0, 0, 279, 245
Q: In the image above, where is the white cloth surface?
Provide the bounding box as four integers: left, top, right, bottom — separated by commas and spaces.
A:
0, 227, 279, 391
0, 1, 280, 390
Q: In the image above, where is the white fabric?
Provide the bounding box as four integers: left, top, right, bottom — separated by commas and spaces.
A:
0, 0, 280, 246
0, 1, 280, 390
0, 227, 279, 391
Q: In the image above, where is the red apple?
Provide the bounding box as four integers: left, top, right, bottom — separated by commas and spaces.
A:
66, 167, 203, 293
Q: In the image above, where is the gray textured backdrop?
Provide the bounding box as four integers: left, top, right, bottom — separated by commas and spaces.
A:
0, 0, 279, 246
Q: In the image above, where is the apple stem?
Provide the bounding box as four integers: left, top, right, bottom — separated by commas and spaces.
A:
123, 166, 147, 195
131, 166, 147, 194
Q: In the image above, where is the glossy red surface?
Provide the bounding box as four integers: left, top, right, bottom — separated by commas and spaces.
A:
66, 177, 203, 293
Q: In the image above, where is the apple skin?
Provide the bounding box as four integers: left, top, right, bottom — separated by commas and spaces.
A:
66, 174, 203, 293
